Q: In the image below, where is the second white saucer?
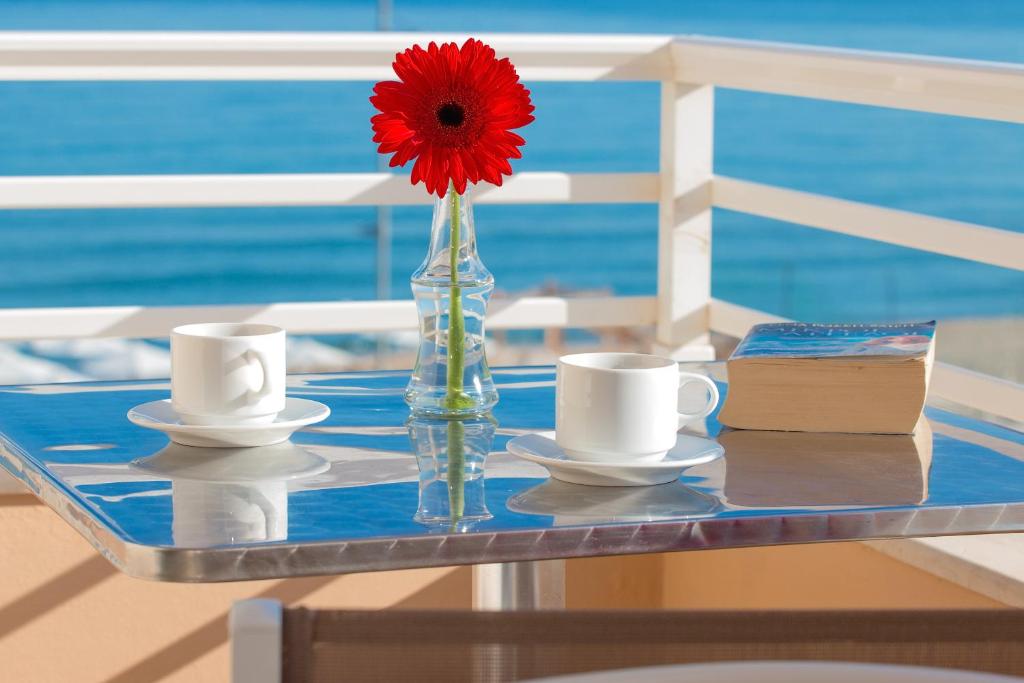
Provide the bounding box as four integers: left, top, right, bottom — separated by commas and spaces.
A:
127, 397, 330, 448
507, 431, 724, 487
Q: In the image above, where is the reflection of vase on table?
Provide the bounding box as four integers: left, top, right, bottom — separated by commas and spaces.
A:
408, 415, 496, 531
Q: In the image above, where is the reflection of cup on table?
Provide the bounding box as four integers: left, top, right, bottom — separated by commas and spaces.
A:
172, 480, 288, 547
130, 440, 330, 548
171, 323, 286, 426
556, 353, 719, 463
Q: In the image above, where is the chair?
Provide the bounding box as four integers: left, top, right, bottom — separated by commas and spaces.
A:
229, 600, 1024, 683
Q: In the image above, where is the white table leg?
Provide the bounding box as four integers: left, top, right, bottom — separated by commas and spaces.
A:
472, 560, 566, 610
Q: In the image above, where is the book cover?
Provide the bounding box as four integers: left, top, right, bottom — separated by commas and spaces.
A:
730, 321, 936, 360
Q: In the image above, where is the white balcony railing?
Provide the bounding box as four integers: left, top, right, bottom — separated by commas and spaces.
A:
0, 32, 1021, 422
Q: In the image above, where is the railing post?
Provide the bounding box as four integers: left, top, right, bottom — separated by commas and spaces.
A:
654, 78, 715, 361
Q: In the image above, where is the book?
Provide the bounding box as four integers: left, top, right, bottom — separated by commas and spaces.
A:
720, 419, 932, 507
718, 321, 936, 434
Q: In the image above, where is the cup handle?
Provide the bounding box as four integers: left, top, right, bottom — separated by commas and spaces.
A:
678, 373, 720, 428
245, 349, 274, 401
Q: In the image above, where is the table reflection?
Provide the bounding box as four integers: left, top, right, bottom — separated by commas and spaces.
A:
131, 440, 329, 547
407, 415, 496, 531
508, 479, 720, 524
721, 418, 934, 508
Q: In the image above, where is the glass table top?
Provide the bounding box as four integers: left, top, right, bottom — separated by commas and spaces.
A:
1, 363, 1023, 583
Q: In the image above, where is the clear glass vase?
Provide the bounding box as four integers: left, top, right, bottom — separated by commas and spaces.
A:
405, 185, 498, 416
408, 415, 495, 532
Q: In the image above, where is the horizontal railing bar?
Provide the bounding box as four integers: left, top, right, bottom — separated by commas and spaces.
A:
929, 364, 1024, 426
0, 295, 658, 341
708, 297, 787, 336
709, 298, 1024, 423
0, 172, 660, 209
674, 36, 1024, 124
0, 32, 674, 82
713, 176, 1024, 271
1, 32, 1022, 124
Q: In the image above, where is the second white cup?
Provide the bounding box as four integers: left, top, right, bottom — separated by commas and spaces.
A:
171, 323, 286, 426
556, 352, 719, 463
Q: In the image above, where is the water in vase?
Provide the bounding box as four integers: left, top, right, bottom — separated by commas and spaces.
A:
407, 279, 497, 415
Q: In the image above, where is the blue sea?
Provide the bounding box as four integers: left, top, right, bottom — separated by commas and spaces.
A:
0, 0, 1022, 324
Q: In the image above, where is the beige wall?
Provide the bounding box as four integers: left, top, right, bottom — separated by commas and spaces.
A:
1, 499, 475, 683
659, 544, 1004, 609
0, 498, 1003, 683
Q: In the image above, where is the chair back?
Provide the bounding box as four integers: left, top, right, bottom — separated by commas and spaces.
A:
276, 608, 1024, 682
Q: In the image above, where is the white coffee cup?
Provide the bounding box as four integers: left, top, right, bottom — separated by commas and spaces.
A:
556, 352, 720, 463
171, 323, 286, 426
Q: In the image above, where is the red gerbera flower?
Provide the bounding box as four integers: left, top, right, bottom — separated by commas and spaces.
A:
370, 38, 535, 197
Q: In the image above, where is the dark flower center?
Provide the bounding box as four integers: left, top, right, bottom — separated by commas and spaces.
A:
436, 102, 465, 128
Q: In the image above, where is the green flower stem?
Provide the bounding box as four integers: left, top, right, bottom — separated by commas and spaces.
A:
445, 184, 468, 530
445, 184, 466, 410
446, 418, 465, 531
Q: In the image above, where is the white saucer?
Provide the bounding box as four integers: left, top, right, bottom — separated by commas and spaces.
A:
506, 431, 723, 487
131, 440, 331, 482
127, 397, 330, 448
